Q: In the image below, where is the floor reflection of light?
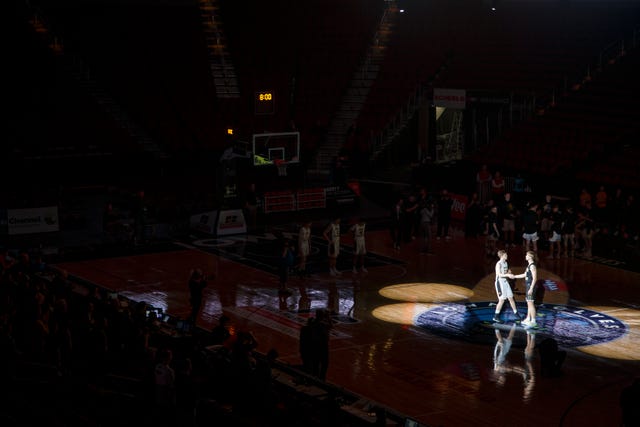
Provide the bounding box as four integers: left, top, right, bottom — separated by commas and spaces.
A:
372, 302, 440, 325
120, 291, 168, 314
576, 306, 640, 361
379, 283, 474, 303
373, 283, 640, 362
203, 298, 224, 319
367, 343, 377, 373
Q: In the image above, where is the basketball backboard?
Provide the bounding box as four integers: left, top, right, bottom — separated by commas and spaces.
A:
252, 132, 300, 166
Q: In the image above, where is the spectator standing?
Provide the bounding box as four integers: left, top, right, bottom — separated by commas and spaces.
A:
576, 209, 594, 257
243, 183, 258, 232
500, 193, 517, 248
390, 197, 405, 250
579, 188, 592, 211
548, 205, 563, 259
540, 194, 554, 244
561, 205, 577, 258
419, 200, 435, 253
522, 203, 540, 252
476, 164, 492, 203
513, 174, 525, 196
299, 317, 315, 374
330, 156, 347, 187
485, 204, 500, 256
310, 309, 332, 380
594, 185, 608, 224
436, 189, 453, 240
611, 188, 625, 228
619, 195, 636, 234
491, 171, 506, 201
404, 195, 420, 242
210, 315, 231, 346
188, 268, 208, 325
154, 348, 177, 422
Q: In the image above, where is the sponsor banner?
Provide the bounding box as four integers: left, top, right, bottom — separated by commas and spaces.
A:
541, 278, 568, 292
190, 211, 218, 235
216, 209, 247, 236
468, 94, 510, 105
7, 206, 59, 235
449, 193, 468, 221
433, 88, 466, 109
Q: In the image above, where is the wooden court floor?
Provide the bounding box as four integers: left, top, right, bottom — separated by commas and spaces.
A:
54, 225, 640, 427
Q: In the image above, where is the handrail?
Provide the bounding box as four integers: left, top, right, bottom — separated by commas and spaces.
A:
363, 5, 390, 79
369, 67, 431, 157
372, 24, 640, 162
563, 26, 639, 97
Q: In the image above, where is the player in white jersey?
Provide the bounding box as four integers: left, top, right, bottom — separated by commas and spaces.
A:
350, 218, 367, 273
492, 250, 522, 323
297, 221, 312, 277
323, 218, 341, 276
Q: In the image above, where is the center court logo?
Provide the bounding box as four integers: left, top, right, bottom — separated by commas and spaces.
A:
414, 302, 627, 348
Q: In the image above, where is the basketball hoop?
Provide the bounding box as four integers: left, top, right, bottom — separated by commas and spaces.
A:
274, 159, 287, 176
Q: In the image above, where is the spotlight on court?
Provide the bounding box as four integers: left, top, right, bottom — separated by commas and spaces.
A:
372, 303, 437, 325
379, 282, 474, 303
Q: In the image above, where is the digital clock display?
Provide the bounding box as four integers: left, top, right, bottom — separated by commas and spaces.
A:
255, 91, 274, 115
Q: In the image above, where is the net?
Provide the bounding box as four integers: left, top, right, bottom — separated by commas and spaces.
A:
275, 159, 288, 176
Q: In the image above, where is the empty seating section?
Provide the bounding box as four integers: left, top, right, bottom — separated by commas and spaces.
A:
441, 2, 639, 95
449, 2, 640, 190
29, 2, 220, 153
19, 0, 385, 164
576, 145, 640, 189
473, 46, 640, 189
216, 0, 292, 134
16, 0, 640, 189
219, 0, 383, 149
474, 106, 626, 177
359, 0, 455, 134
574, 50, 640, 189
8, 10, 133, 160
358, 0, 636, 138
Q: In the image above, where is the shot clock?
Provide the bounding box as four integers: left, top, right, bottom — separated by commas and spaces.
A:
255, 91, 275, 115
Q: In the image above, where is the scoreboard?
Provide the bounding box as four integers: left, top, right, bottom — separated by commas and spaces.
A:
255, 91, 274, 115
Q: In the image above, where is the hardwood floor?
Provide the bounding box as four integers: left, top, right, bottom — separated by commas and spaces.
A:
55, 225, 640, 427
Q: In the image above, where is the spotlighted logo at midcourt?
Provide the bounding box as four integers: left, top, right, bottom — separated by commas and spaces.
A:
372, 281, 640, 361
414, 301, 627, 348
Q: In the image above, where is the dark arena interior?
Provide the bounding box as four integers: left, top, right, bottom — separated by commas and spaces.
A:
3, 1, 640, 426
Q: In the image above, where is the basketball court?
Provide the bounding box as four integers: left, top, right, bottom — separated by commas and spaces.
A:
52, 220, 640, 427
